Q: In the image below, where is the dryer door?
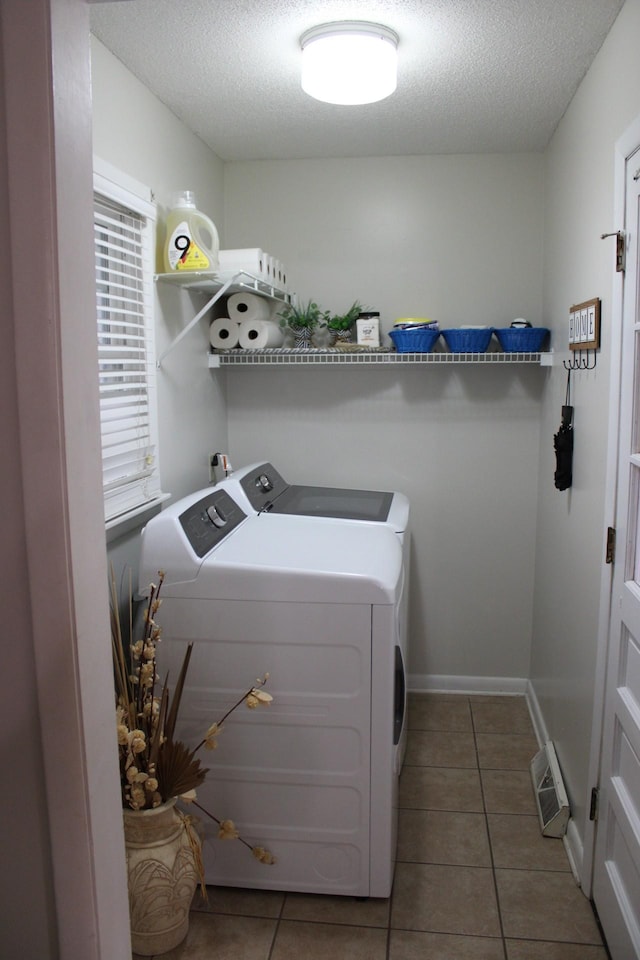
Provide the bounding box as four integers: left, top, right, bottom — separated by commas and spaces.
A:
394, 644, 406, 747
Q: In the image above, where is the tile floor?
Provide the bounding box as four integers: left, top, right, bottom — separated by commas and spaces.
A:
136, 694, 610, 960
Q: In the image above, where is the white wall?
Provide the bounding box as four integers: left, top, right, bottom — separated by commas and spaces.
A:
91, 38, 228, 576
223, 155, 545, 684
532, 0, 640, 871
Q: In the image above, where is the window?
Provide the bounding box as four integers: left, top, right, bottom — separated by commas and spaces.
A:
93, 160, 165, 527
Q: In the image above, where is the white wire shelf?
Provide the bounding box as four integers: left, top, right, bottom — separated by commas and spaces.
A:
155, 269, 292, 303
208, 348, 550, 367
155, 270, 293, 366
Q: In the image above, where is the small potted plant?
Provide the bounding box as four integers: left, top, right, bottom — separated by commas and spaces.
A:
278, 299, 327, 349
325, 301, 363, 346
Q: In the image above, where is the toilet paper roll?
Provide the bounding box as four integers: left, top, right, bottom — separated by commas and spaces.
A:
238, 319, 284, 350
209, 316, 240, 349
227, 292, 272, 323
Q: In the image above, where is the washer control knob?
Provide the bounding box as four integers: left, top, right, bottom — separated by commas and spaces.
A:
256, 473, 273, 492
206, 504, 227, 528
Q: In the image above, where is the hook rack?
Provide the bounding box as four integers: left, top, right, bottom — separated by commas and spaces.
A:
563, 349, 597, 371
564, 297, 600, 371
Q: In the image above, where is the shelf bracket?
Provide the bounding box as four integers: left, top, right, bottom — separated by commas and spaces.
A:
156, 273, 242, 368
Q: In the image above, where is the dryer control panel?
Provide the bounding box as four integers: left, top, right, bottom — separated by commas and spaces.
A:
179, 490, 246, 558
240, 462, 289, 510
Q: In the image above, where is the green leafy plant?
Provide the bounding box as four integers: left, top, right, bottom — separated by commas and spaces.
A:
325, 301, 363, 332
277, 299, 328, 331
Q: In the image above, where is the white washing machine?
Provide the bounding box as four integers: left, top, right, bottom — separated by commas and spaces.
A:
212, 460, 409, 543
139, 486, 407, 898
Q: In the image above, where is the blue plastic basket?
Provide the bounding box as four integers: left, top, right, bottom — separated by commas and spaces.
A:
389, 327, 440, 353
494, 327, 550, 352
441, 328, 494, 353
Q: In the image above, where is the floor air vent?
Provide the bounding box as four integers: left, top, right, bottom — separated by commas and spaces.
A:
530, 740, 570, 838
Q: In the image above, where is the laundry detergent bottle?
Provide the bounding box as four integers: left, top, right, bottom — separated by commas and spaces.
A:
163, 190, 220, 273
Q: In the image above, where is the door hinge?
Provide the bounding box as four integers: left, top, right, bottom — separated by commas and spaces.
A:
589, 786, 599, 822
606, 526, 616, 564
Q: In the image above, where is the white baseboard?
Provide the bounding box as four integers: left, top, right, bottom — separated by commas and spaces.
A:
564, 819, 584, 889
408, 674, 529, 695
524, 678, 548, 747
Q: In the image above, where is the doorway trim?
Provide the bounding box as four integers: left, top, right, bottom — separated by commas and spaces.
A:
2, 1, 130, 956
582, 111, 640, 897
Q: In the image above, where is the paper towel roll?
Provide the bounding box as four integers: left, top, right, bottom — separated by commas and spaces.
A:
209, 316, 240, 349
227, 292, 272, 323
239, 319, 284, 350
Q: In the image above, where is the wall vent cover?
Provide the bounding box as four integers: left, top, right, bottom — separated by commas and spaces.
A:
530, 740, 570, 838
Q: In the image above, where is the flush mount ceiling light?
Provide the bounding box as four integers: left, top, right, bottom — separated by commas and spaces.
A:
300, 21, 399, 106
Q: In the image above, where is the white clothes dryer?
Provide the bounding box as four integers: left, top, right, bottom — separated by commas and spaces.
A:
213, 460, 411, 767
139, 486, 407, 898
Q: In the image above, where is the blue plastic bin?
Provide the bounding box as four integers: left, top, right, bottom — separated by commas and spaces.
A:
441, 328, 494, 353
494, 327, 550, 352
389, 327, 440, 353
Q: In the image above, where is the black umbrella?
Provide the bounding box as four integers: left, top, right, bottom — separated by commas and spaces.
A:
554, 371, 573, 491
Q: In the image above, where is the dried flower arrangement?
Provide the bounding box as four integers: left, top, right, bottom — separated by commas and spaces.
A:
110, 568, 275, 865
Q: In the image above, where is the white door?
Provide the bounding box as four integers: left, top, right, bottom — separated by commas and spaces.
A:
592, 149, 640, 960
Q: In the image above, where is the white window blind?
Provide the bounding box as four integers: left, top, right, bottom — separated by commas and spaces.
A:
94, 165, 164, 525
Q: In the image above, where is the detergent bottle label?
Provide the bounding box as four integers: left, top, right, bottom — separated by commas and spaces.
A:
167, 219, 211, 271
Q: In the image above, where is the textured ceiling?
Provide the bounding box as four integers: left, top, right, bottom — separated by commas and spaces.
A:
89, 0, 624, 161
